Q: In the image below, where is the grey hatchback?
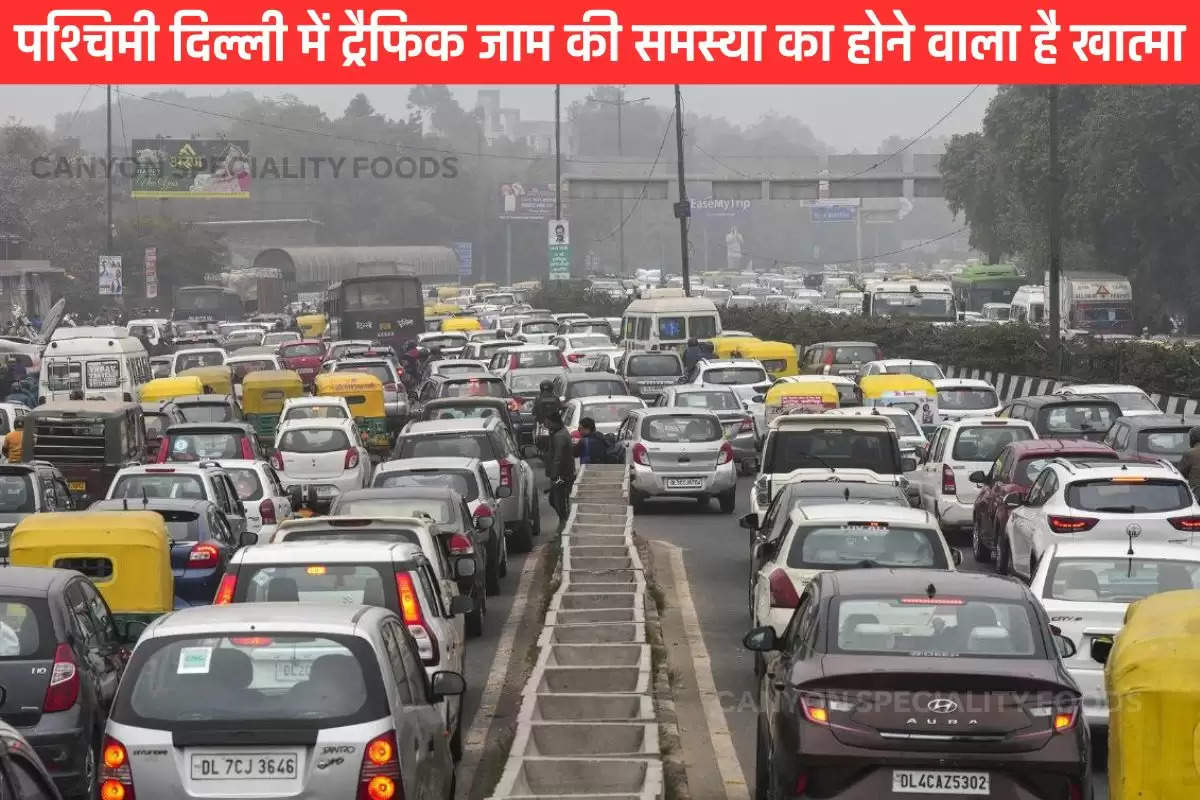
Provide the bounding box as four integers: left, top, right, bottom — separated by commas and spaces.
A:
101, 603, 464, 800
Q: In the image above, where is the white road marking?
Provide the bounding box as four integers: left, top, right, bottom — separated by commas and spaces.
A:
455, 543, 545, 799
660, 540, 750, 800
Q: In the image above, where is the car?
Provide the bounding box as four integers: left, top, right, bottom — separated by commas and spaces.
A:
557, 317, 614, 338
655, 385, 757, 473
139, 400, 187, 460
617, 351, 684, 403
0, 718, 63, 799
271, 418, 372, 510
413, 373, 509, 418
970, 439, 1120, 565
169, 347, 226, 375
172, 393, 242, 423
323, 339, 374, 362
104, 462, 249, 535
327, 358, 409, 423
553, 312, 589, 324
684, 359, 772, 408
467, 329, 507, 343
822, 406, 927, 461
392, 417, 539, 552
101, 603, 465, 799
1030, 539, 1200, 730
276, 339, 327, 386
87, 497, 252, 605
491, 344, 569, 375
223, 328, 265, 350
225, 352, 283, 397
744, 569, 1090, 800
157, 422, 265, 463
615, 408, 738, 513
217, 459, 298, 541
416, 332, 469, 358
908, 418, 1038, 538
1000, 458, 1200, 580
858, 358, 946, 381
998, 394, 1123, 442
551, 371, 630, 404
461, 338, 522, 363
0, 462, 75, 561
330, 487, 496, 634
1101, 413, 1200, 462
798, 340, 882, 378
933, 377, 1003, 423
1054, 383, 1161, 417
739, 476, 914, 545
279, 395, 352, 424
510, 317, 561, 345
581, 350, 624, 374
562, 395, 646, 438
262, 331, 301, 347
550, 333, 617, 365
417, 397, 520, 443
423, 359, 491, 379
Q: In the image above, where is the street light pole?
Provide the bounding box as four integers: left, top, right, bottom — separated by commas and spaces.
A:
616, 87, 624, 276
673, 85, 691, 297
106, 84, 113, 256
1047, 85, 1062, 375
555, 84, 562, 221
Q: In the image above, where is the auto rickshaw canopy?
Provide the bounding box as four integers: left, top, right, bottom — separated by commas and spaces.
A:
241, 370, 305, 413
314, 372, 387, 418
442, 316, 483, 333
296, 313, 328, 338
707, 335, 761, 360
742, 340, 798, 378
176, 365, 234, 396
139, 376, 205, 403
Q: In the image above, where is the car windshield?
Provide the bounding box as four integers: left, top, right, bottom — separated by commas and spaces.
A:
337, 364, 394, 385
280, 343, 324, 358
1138, 429, 1190, 458
1043, 404, 1120, 435
227, 468, 264, 501
0, 473, 35, 513
580, 401, 642, 423
938, 387, 999, 410
152, 509, 204, 542
766, 429, 898, 474
514, 350, 562, 368
890, 364, 944, 381
0, 600, 47, 658
788, 524, 947, 570
642, 415, 722, 443
702, 367, 767, 385
1103, 392, 1159, 412
437, 363, 485, 376
177, 352, 224, 370
833, 597, 1039, 658
627, 355, 683, 377
167, 432, 245, 461
110, 474, 206, 500
284, 405, 348, 421
1065, 478, 1192, 513
178, 402, 234, 423
397, 433, 494, 460
442, 379, 506, 399
674, 391, 741, 411
566, 380, 626, 399
522, 321, 559, 334
336, 497, 453, 523
120, 633, 381, 726
374, 471, 477, 501
952, 426, 1034, 462
1046, 557, 1200, 602
278, 429, 351, 453
568, 335, 612, 349
832, 346, 878, 363
507, 374, 553, 394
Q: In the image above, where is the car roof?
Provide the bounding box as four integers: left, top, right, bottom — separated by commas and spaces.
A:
165, 422, 255, 433
932, 378, 995, 389
570, 395, 643, 406
1051, 460, 1180, 478
507, 344, 560, 352
402, 418, 494, 434
91, 498, 214, 512
877, 358, 938, 367
1048, 540, 1200, 560
1057, 384, 1145, 394
791, 504, 935, 525
0, 566, 78, 595
827, 568, 1028, 599
439, 372, 502, 382
1010, 394, 1119, 408
667, 385, 735, 394
940, 417, 1033, 430
1118, 414, 1200, 429
206, 459, 266, 471
338, 487, 463, 504
698, 359, 764, 369
425, 396, 506, 407
145, 602, 395, 639
435, 359, 489, 368
811, 340, 879, 347
119, 462, 219, 475
283, 396, 347, 406
561, 371, 622, 382
375, 456, 482, 471
1005, 439, 1117, 457
173, 394, 237, 405
635, 407, 721, 419
276, 418, 353, 431
236, 539, 426, 564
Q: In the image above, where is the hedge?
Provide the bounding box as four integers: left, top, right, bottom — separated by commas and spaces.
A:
532, 285, 1200, 399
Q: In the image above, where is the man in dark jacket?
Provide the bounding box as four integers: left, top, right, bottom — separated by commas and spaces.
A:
533, 380, 562, 455
575, 417, 609, 465
682, 337, 703, 372
1178, 426, 1200, 496
544, 410, 576, 530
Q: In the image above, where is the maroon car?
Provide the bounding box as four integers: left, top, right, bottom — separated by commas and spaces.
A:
277, 340, 326, 387
970, 438, 1118, 564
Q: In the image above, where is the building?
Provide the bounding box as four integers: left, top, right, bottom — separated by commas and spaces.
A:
475, 90, 555, 154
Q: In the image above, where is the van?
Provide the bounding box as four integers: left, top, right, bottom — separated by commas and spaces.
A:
1010, 284, 1045, 324
38, 326, 151, 404
621, 297, 722, 353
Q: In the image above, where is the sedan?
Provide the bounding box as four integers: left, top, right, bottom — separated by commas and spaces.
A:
551, 333, 618, 366
277, 340, 326, 386
271, 418, 371, 510
617, 408, 738, 513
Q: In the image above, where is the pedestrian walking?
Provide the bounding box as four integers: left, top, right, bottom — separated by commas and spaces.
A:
544, 411, 576, 531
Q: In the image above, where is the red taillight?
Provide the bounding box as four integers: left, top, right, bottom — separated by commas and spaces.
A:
717, 441, 734, 466
1168, 516, 1200, 531
768, 569, 800, 608
822, 349, 834, 366
738, 416, 754, 432
214, 573, 237, 604
357, 731, 401, 800
631, 442, 649, 466
473, 503, 493, 519
1047, 515, 1099, 534
448, 533, 474, 555
43, 642, 79, 712
259, 498, 277, 526
1067, 781, 1084, 800
345, 448, 360, 469
395, 573, 438, 664
100, 736, 135, 800
794, 771, 809, 796
154, 438, 169, 463
499, 458, 513, 489
240, 438, 254, 459
270, 450, 284, 470
941, 465, 956, 495
570, 430, 582, 441
188, 542, 220, 569
567, 353, 581, 362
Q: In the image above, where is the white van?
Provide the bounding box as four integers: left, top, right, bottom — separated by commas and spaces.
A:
621, 297, 722, 352
39, 326, 151, 403
1010, 284, 1045, 324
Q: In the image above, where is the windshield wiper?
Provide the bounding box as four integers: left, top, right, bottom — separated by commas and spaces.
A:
787, 453, 836, 471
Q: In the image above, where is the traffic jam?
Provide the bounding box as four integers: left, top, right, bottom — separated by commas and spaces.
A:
0, 272, 1194, 800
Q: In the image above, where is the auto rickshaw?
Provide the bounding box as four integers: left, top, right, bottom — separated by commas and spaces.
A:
708, 335, 762, 360
314, 372, 389, 454
177, 365, 234, 397
23, 400, 147, 507
743, 340, 798, 379
1102, 589, 1200, 800
139, 375, 205, 403
764, 380, 839, 424
442, 315, 483, 333
9, 511, 174, 632
242, 369, 305, 445
859, 374, 939, 433
296, 313, 328, 338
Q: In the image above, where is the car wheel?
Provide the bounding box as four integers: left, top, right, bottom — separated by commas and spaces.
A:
995, 530, 1012, 575
530, 490, 542, 537
450, 707, 464, 762
485, 539, 501, 596
718, 489, 737, 514
71, 731, 99, 800
971, 519, 993, 563
754, 715, 774, 800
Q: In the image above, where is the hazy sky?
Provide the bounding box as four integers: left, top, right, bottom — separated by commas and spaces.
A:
0, 84, 994, 152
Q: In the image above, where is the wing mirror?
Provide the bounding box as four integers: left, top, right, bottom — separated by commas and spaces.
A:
449, 595, 474, 615
1003, 491, 1026, 509
742, 626, 779, 652
969, 470, 989, 484
495, 485, 513, 499
430, 670, 466, 700
1048, 625, 1077, 659
900, 456, 918, 473
118, 619, 149, 644
455, 557, 477, 579
1090, 635, 1113, 665
739, 512, 760, 531
904, 484, 921, 508
751, 394, 765, 404
239, 531, 259, 547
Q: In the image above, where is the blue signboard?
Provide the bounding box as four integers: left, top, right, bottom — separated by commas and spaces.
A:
811, 204, 857, 222
452, 242, 473, 277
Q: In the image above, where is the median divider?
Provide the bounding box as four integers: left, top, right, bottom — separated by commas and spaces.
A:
489, 463, 664, 800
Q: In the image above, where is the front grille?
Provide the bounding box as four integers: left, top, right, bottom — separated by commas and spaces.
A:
30, 420, 106, 465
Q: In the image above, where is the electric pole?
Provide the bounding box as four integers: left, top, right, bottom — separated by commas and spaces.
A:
673, 85, 691, 297
106, 84, 113, 256
616, 88, 624, 276
1047, 85, 1062, 374
554, 85, 562, 221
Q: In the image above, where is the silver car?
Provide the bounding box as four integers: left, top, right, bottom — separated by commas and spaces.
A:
101, 603, 464, 800
616, 408, 738, 513
655, 385, 759, 474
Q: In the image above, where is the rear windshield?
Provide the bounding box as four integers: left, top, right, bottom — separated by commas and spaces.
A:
882, 413, 920, 438
280, 343, 324, 358
580, 401, 643, 424
482, 342, 520, 358
565, 380, 626, 399
116, 633, 385, 728
334, 497, 453, 523
227, 468, 264, 501
0, 599, 50, 658
0, 473, 35, 513
336, 364, 394, 385
779, 482, 907, 506
154, 509, 204, 542
833, 597, 1039, 658
1138, 429, 1190, 458
702, 367, 767, 385
938, 387, 999, 410
507, 373, 553, 394
1104, 392, 1159, 413
283, 405, 348, 421
513, 350, 562, 368
951, 426, 1034, 462
397, 433, 494, 461
278, 429, 351, 453
787, 524, 947, 570
521, 321, 559, 334
167, 432, 245, 461
178, 402, 234, 423
176, 352, 224, 370
1065, 478, 1192, 513
642, 416, 722, 443
765, 429, 898, 475
673, 391, 741, 411
442, 379, 506, 399
111, 474, 205, 500
1046, 557, 1200, 601
627, 355, 683, 377
423, 336, 466, 350
832, 346, 878, 363
230, 361, 276, 381
426, 404, 505, 423
374, 470, 477, 501
437, 363, 486, 377
1041, 403, 1120, 436
567, 335, 612, 349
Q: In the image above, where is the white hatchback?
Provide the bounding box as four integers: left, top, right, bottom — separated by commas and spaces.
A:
271, 418, 371, 507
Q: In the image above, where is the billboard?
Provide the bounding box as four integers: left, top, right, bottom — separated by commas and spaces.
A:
144, 247, 157, 299
131, 138, 251, 199
548, 220, 570, 280
500, 182, 558, 221
98, 255, 123, 296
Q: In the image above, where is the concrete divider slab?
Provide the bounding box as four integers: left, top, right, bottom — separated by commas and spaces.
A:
538, 622, 647, 646
491, 757, 664, 798
515, 723, 660, 758
529, 665, 650, 695
566, 533, 633, 547
563, 545, 632, 559
517, 692, 656, 723
549, 592, 643, 612
545, 607, 645, 626
537, 644, 651, 669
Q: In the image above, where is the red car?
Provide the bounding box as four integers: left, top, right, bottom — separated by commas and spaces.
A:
970, 438, 1118, 565
277, 340, 326, 387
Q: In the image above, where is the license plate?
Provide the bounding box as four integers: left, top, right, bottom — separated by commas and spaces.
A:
69, 481, 86, 492
665, 478, 704, 489
892, 770, 989, 795
275, 661, 311, 681
190, 752, 299, 781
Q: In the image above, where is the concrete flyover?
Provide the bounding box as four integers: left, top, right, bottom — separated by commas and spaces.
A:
251, 245, 461, 292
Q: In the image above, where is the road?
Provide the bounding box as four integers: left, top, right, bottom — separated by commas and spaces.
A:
636, 475, 1109, 800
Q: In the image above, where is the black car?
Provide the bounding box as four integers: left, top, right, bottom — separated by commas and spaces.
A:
618, 351, 685, 402
0, 568, 136, 799
1100, 412, 1200, 462
552, 371, 630, 403
0, 719, 63, 799
0, 462, 74, 562
997, 394, 1122, 443
412, 373, 508, 416
745, 569, 1090, 800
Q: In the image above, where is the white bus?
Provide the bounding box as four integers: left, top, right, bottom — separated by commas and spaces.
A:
39, 326, 151, 403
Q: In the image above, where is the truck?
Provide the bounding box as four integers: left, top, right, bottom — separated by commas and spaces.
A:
1048, 271, 1136, 338
862, 279, 956, 324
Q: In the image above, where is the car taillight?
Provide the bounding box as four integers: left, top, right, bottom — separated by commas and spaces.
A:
1031, 700, 1079, 733
941, 465, 956, 495
717, 441, 734, 466
738, 416, 754, 432
1168, 515, 1200, 531
240, 439, 254, 459
797, 692, 852, 726
1047, 515, 1099, 534
43, 642, 79, 713
571, 430, 582, 441
100, 736, 135, 800
631, 442, 649, 466
822, 349, 834, 366
154, 438, 169, 463
473, 503, 493, 520
567, 353, 581, 362
357, 730, 401, 800
448, 533, 474, 555
396, 573, 438, 664
188, 542, 220, 569
214, 574, 237, 604
499, 458, 513, 489
345, 449, 360, 469
270, 450, 284, 470
768, 569, 800, 608
259, 498, 277, 526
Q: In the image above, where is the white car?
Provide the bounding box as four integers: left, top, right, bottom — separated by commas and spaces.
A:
417, 332, 469, 357
170, 347, 227, 374
104, 462, 249, 534
262, 331, 301, 347
933, 377, 1003, 423
910, 418, 1038, 536
1001, 458, 1200, 580
280, 395, 352, 424
858, 359, 946, 381
618, 408, 738, 513
219, 458, 297, 541
551, 333, 617, 367
822, 406, 926, 457
490, 344, 569, 376
1055, 383, 1161, 417
426, 359, 491, 379
324, 339, 374, 362
271, 418, 371, 507
1030, 540, 1200, 728
562, 395, 646, 437
372, 457, 510, 535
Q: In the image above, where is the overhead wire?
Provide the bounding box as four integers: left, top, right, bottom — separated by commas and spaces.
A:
589, 110, 676, 244
735, 226, 969, 269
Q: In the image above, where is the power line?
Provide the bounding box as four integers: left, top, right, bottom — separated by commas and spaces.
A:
590, 110, 676, 244
693, 142, 754, 178
845, 85, 981, 179
59, 85, 93, 139
738, 226, 968, 269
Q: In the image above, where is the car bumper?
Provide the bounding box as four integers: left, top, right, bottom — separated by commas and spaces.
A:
385, 398, 409, 419
1069, 666, 1108, 727
728, 432, 758, 463
935, 498, 975, 531
20, 707, 88, 793
630, 463, 737, 498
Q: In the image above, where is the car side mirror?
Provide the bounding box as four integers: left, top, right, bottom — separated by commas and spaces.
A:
239, 531, 259, 547
449, 595, 474, 615
739, 512, 759, 531
969, 470, 989, 484
951, 548, 963, 567
1003, 492, 1026, 509
905, 485, 922, 508
430, 670, 466, 700
1050, 628, 1077, 660
900, 456, 918, 473
287, 485, 303, 508
455, 557, 477, 579
119, 619, 149, 644
751, 394, 765, 404
742, 626, 779, 652
1090, 636, 1113, 665
495, 485, 513, 499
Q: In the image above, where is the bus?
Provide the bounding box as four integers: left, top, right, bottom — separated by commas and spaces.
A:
950, 263, 1025, 312
324, 275, 425, 351
863, 280, 956, 323
173, 286, 243, 323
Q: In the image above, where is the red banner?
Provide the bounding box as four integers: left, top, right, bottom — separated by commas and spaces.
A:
1, 0, 1197, 84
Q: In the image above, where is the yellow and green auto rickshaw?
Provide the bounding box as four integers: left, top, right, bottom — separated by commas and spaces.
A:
859, 374, 939, 432
764, 380, 840, 424
177, 365, 234, 397
743, 340, 799, 379
1101, 589, 1200, 800
241, 370, 305, 446
139, 375, 205, 404
314, 372, 389, 454
296, 313, 328, 338
9, 511, 173, 632
442, 316, 483, 333
708, 335, 762, 360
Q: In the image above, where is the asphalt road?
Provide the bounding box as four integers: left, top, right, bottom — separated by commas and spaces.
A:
634, 474, 1109, 800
